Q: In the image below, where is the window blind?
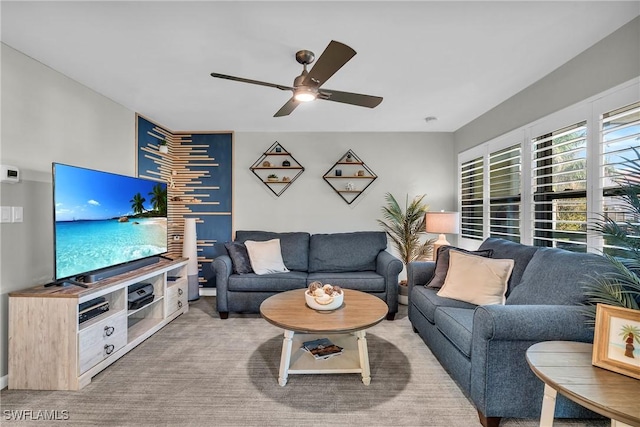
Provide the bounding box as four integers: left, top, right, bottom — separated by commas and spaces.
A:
489, 144, 521, 242
460, 156, 484, 240
532, 121, 588, 252
601, 101, 640, 256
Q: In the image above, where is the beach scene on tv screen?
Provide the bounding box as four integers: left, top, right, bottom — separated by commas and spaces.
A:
54, 164, 168, 280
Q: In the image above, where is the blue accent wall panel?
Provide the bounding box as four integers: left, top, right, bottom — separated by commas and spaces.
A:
136, 115, 233, 288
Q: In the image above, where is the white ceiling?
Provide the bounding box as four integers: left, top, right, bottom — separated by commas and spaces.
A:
2, 1, 639, 132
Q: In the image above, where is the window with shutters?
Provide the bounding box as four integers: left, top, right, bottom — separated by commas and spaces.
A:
489, 144, 521, 242
532, 122, 588, 252
601, 101, 640, 257
457, 80, 638, 253
460, 157, 484, 240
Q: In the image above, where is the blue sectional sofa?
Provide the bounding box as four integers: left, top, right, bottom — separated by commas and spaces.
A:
407, 238, 617, 427
213, 230, 403, 320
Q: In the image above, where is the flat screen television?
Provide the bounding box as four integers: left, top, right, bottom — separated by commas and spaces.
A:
52, 163, 168, 283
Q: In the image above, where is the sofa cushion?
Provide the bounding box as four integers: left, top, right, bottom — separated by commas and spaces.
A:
437, 250, 514, 305
235, 231, 310, 271
506, 247, 620, 306
228, 271, 307, 292
244, 239, 289, 275
308, 231, 387, 273
307, 271, 386, 292
434, 307, 475, 358
427, 246, 494, 288
478, 238, 539, 292
224, 241, 253, 274
410, 285, 478, 324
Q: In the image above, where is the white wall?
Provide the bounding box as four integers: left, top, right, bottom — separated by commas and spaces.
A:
0, 44, 136, 381
233, 132, 456, 235
454, 16, 640, 154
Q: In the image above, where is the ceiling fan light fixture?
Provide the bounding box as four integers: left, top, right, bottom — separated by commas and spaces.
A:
293, 88, 317, 102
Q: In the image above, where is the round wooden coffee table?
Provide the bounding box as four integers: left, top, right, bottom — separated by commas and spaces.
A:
260, 288, 388, 386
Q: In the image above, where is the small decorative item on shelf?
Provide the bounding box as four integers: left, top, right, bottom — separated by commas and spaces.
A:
335, 169, 342, 176
262, 161, 271, 167
158, 139, 168, 154
358, 170, 365, 176
267, 174, 279, 182
345, 182, 356, 191
282, 176, 290, 182
282, 160, 291, 167
346, 153, 353, 162
275, 146, 282, 153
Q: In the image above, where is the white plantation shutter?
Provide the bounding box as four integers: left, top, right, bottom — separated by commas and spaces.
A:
601, 101, 640, 256
532, 121, 588, 252
489, 144, 521, 242
460, 157, 484, 240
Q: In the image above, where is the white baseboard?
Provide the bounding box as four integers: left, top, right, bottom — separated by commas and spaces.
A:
200, 288, 216, 297
1, 374, 8, 390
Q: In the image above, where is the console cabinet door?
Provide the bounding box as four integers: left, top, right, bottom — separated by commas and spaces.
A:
78, 312, 127, 374
166, 281, 188, 316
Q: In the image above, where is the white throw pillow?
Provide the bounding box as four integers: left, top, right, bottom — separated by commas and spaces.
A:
244, 239, 289, 275
436, 250, 514, 305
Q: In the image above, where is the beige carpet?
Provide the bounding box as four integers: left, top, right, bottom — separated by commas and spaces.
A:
1, 297, 606, 427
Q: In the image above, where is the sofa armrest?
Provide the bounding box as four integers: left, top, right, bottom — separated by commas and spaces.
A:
470, 304, 594, 417
473, 304, 594, 343
406, 261, 436, 307
376, 251, 403, 314
213, 255, 233, 313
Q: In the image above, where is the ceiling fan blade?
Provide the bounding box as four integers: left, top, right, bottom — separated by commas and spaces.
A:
274, 97, 300, 117
318, 89, 383, 108
210, 73, 293, 91
303, 40, 356, 87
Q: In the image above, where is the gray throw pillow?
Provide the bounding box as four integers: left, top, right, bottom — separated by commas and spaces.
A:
225, 242, 253, 275
426, 246, 494, 289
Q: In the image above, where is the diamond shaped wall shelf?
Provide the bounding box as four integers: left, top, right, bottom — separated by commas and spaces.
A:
250, 142, 305, 197
323, 149, 377, 204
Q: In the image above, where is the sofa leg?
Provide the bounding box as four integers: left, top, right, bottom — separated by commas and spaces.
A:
219, 311, 229, 319
477, 410, 500, 427
386, 312, 396, 321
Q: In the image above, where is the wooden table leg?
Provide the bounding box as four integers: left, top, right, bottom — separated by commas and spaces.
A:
278, 330, 294, 386
355, 330, 371, 385
540, 384, 557, 427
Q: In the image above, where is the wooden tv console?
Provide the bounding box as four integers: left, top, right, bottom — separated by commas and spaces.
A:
8, 258, 189, 390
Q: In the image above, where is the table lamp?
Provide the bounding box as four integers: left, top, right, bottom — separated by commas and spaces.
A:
425, 211, 460, 261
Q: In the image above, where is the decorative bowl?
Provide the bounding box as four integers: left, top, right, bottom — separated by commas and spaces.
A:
305, 289, 344, 311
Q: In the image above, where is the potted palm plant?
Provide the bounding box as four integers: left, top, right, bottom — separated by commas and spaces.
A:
583, 147, 640, 324
378, 193, 435, 304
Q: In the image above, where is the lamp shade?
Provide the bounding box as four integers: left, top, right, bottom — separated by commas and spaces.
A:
425, 211, 460, 234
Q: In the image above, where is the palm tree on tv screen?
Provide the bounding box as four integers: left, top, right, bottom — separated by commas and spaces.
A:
148, 183, 167, 216
130, 193, 146, 215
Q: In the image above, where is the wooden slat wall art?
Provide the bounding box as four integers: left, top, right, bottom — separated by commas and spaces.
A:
136, 114, 233, 287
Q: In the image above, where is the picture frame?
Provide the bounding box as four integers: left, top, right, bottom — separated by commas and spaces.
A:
592, 304, 640, 380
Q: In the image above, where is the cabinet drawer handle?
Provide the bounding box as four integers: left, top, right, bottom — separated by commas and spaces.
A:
178, 288, 183, 296
104, 326, 115, 336
104, 344, 115, 355
178, 301, 183, 308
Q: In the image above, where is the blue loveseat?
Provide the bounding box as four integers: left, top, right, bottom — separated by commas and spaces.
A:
408, 238, 617, 427
213, 230, 403, 319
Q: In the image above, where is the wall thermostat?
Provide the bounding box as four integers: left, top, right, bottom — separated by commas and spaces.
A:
1, 165, 20, 184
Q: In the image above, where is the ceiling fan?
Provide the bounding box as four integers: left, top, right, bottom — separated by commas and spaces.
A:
210, 40, 383, 117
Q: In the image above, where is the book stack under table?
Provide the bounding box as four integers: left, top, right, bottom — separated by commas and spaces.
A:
302, 338, 343, 360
